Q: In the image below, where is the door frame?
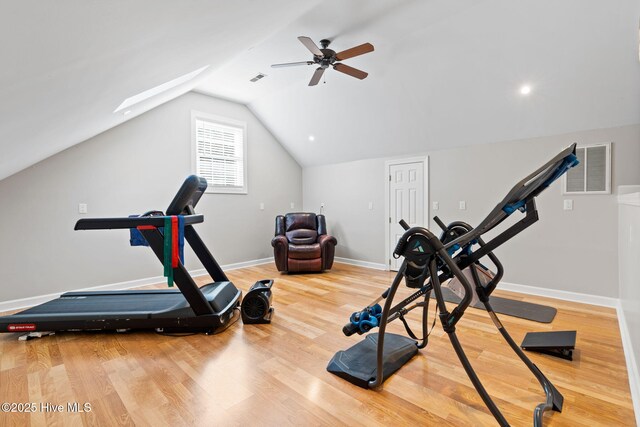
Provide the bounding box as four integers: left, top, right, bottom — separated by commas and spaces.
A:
384, 156, 429, 271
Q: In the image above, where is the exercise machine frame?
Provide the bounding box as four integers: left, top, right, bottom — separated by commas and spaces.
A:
0, 175, 254, 335
331, 144, 578, 426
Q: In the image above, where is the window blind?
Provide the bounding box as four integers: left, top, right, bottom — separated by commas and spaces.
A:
195, 119, 244, 189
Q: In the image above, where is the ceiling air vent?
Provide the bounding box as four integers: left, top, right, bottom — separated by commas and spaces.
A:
250, 73, 266, 83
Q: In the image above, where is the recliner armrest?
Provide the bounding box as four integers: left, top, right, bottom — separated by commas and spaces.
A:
271, 235, 289, 272
271, 235, 289, 249
318, 234, 337, 247
318, 234, 337, 271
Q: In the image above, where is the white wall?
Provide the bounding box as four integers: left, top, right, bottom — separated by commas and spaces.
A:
303, 158, 386, 263
618, 186, 640, 419
304, 124, 640, 297
0, 92, 301, 302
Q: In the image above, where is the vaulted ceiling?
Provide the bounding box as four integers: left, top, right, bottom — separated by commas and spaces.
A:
1, 0, 639, 180
0, 0, 319, 181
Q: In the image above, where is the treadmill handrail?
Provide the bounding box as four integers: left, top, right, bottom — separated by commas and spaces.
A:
74, 214, 204, 230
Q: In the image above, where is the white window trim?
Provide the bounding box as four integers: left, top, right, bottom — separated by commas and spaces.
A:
562, 142, 611, 195
191, 110, 248, 194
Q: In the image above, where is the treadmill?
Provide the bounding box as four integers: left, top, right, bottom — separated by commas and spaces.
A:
0, 175, 246, 335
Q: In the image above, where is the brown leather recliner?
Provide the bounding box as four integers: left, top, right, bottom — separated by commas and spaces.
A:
272, 213, 337, 273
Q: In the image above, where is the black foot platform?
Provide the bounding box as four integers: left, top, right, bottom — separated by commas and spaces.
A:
437, 287, 557, 323
327, 333, 418, 388
521, 330, 577, 360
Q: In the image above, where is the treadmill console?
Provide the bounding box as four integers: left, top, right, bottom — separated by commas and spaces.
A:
166, 175, 208, 215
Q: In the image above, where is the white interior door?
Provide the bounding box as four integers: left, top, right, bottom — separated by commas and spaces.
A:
388, 161, 425, 271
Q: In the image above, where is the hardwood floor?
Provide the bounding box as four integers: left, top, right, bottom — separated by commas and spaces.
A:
0, 262, 635, 426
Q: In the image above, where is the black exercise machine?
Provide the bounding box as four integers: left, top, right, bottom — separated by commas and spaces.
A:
0, 175, 269, 336
328, 144, 579, 426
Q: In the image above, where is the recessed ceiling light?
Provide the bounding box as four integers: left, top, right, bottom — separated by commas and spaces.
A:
308, 135, 315, 141
520, 84, 532, 95
113, 65, 210, 113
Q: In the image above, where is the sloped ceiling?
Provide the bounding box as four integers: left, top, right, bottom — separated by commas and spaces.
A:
0, 0, 319, 181
198, 0, 640, 167
2, 1, 639, 180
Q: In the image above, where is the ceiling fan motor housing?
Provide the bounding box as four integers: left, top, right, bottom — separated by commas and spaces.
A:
317, 49, 336, 67
316, 40, 336, 67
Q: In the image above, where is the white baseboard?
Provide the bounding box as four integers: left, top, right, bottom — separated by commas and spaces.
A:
617, 302, 640, 426
331, 261, 619, 308
499, 281, 619, 308
334, 257, 387, 270
217, 257, 274, 272
0, 257, 275, 313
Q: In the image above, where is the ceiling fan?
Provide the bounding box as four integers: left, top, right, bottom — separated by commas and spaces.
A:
271, 36, 374, 86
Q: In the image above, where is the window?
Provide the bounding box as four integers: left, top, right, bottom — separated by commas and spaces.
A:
563, 143, 611, 194
192, 111, 247, 194
114, 65, 210, 113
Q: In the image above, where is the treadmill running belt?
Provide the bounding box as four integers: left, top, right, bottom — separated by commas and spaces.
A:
435, 287, 557, 323
16, 293, 189, 315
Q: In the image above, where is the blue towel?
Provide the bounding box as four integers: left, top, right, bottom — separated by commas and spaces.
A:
129, 215, 150, 246
178, 215, 185, 263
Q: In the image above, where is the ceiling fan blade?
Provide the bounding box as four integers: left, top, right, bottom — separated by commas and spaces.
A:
308, 67, 325, 86
298, 36, 324, 57
333, 63, 368, 80
271, 61, 314, 68
335, 42, 374, 61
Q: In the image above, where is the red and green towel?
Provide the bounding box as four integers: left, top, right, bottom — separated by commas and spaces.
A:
135, 216, 184, 287
162, 216, 185, 287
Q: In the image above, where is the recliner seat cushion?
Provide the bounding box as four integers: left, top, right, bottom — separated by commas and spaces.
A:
288, 243, 321, 260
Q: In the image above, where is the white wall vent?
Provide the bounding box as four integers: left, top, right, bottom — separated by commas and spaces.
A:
250, 73, 266, 82
563, 142, 611, 194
